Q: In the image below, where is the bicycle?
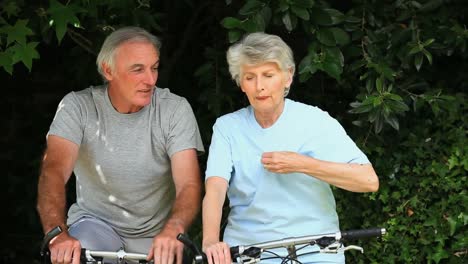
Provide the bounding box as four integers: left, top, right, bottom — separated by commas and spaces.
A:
40, 226, 153, 264
176, 227, 386, 264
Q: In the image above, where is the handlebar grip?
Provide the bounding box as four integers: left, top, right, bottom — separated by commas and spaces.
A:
176, 233, 207, 263
341, 227, 386, 240
40, 226, 63, 256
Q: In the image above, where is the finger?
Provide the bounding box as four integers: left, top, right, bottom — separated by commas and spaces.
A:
155, 243, 163, 264
50, 249, 57, 264
56, 248, 65, 264
223, 244, 231, 264
160, 244, 169, 264
212, 249, 220, 264
205, 250, 213, 264
166, 242, 175, 264
147, 242, 154, 261
72, 247, 80, 264
262, 152, 273, 158
63, 248, 72, 264
176, 244, 183, 264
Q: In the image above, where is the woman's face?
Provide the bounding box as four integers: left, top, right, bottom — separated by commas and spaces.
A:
240, 61, 293, 116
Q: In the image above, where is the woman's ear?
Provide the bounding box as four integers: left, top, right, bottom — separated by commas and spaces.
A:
285, 68, 294, 87
102, 63, 113, 81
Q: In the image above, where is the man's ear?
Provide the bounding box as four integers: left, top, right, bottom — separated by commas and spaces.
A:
102, 63, 113, 81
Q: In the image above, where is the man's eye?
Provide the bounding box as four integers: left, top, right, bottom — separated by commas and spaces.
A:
152, 67, 159, 71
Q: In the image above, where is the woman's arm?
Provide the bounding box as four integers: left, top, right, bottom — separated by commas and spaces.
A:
202, 177, 231, 264
261, 151, 379, 192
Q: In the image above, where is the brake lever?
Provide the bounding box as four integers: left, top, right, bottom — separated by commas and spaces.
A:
340, 245, 364, 253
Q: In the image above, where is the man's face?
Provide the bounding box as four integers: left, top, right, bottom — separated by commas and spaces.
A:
103, 41, 159, 113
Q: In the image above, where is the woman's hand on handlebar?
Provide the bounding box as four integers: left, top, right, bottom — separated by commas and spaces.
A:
48, 231, 81, 264
203, 241, 231, 264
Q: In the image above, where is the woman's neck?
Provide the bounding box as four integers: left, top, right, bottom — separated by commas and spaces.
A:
253, 101, 285, 128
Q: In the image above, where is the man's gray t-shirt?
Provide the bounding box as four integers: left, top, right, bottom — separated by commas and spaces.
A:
48, 85, 204, 238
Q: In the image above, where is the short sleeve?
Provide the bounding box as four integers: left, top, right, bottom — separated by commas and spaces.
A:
205, 119, 234, 182
313, 113, 370, 164
47, 92, 84, 146
166, 98, 204, 157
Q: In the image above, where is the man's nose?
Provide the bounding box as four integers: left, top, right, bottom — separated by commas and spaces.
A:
144, 70, 157, 85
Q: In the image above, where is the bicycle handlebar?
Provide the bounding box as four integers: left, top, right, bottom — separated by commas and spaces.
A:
177, 227, 386, 264
80, 248, 151, 263
39, 227, 153, 264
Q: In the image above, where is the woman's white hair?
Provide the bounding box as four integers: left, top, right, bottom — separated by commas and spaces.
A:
96, 26, 161, 80
226, 32, 295, 87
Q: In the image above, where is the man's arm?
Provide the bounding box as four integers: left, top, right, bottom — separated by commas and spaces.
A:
37, 135, 81, 264
147, 148, 202, 264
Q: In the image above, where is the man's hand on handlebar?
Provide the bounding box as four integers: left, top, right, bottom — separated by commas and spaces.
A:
147, 220, 185, 264
203, 241, 231, 264
48, 231, 81, 264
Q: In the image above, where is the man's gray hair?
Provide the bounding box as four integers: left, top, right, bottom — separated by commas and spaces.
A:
226, 32, 295, 86
96, 26, 161, 78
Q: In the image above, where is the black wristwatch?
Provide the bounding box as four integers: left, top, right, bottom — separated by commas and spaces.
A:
40, 226, 63, 256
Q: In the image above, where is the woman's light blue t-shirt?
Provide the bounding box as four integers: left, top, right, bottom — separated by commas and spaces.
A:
205, 99, 370, 263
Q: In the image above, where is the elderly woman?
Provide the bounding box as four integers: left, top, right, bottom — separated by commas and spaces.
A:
202, 32, 379, 264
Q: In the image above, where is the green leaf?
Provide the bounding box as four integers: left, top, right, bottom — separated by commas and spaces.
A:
276, 1, 289, 12
2, 20, 34, 46
325, 9, 344, 25
422, 38, 435, 47
317, 28, 336, 46
291, 6, 309, 20
47, 0, 85, 43
311, 8, 333, 26
373, 97, 382, 107
322, 60, 342, 80
414, 53, 424, 71
282, 12, 293, 32
422, 49, 433, 65
376, 77, 383, 93
293, 0, 315, 8
298, 55, 312, 74
240, 18, 257, 32
239, 0, 264, 15
3, 1, 20, 18
221, 17, 242, 29
345, 15, 360, 23
259, 6, 272, 26
330, 27, 350, 46
0, 50, 13, 74
324, 47, 344, 66
420, 0, 444, 12
385, 116, 400, 130
349, 101, 373, 114
366, 78, 374, 93
254, 13, 266, 31
228, 30, 241, 43
10, 42, 40, 71
409, 45, 421, 55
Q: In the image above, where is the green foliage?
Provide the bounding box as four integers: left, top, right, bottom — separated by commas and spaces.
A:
2, 0, 467, 263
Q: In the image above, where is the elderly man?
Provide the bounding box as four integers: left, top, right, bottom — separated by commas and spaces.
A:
37, 26, 204, 264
